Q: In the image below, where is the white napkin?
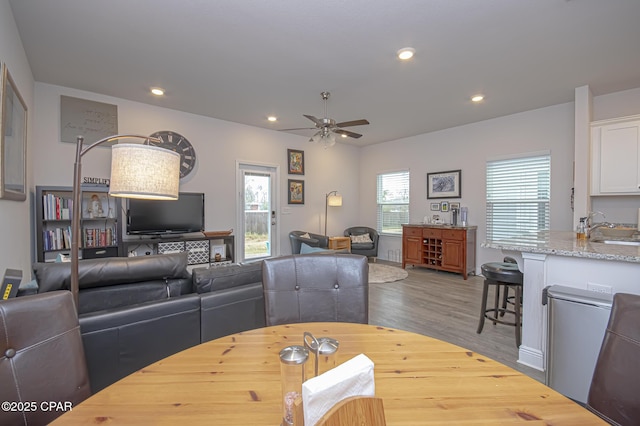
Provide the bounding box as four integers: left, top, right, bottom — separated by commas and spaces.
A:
302, 353, 375, 426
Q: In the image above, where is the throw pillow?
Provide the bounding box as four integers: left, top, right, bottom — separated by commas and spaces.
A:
350, 233, 373, 244
300, 232, 311, 239
300, 243, 328, 254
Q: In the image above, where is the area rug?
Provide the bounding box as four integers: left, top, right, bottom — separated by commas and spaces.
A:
368, 263, 408, 284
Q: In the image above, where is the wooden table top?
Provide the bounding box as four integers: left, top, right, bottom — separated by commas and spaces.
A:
54, 322, 605, 425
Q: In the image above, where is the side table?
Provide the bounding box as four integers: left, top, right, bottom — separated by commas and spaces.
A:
328, 236, 351, 252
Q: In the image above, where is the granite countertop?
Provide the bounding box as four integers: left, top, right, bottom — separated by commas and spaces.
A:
403, 223, 478, 230
482, 230, 640, 264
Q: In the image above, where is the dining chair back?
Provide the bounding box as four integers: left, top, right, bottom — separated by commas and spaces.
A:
0, 291, 91, 425
587, 292, 640, 425
262, 253, 368, 326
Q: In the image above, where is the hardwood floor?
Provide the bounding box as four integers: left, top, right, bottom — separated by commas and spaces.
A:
368, 261, 545, 383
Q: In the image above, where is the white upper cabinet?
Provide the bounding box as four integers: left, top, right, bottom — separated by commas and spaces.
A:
591, 116, 640, 195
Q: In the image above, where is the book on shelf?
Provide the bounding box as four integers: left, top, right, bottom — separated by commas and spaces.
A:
82, 226, 117, 247
43, 193, 72, 220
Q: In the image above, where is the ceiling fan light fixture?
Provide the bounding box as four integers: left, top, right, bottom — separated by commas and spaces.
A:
397, 47, 415, 60
323, 133, 336, 149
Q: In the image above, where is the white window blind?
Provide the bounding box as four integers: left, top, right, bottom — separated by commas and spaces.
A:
486, 154, 550, 240
377, 171, 409, 235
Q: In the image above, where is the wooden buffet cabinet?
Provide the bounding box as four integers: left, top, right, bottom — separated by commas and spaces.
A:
402, 224, 477, 279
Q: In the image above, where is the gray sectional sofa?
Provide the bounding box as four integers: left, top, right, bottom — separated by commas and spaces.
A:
26, 253, 265, 393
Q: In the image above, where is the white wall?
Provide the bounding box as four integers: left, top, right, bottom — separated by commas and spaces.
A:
361, 87, 640, 268
31, 83, 362, 261
360, 103, 576, 269
0, 0, 34, 279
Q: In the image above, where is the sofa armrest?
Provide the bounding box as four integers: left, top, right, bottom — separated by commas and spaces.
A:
79, 294, 201, 393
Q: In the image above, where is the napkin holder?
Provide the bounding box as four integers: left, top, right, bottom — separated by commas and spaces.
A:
298, 353, 375, 426
293, 395, 385, 426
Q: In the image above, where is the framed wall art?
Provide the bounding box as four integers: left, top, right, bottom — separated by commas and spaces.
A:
440, 201, 449, 212
288, 179, 304, 204
427, 169, 461, 199
287, 148, 304, 175
450, 202, 460, 210
1, 64, 28, 201
430, 202, 440, 211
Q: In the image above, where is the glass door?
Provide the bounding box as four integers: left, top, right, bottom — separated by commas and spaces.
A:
237, 163, 278, 262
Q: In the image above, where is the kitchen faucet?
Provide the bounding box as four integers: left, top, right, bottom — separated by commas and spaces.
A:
584, 211, 614, 239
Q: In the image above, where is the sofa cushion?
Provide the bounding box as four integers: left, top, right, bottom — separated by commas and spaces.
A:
351, 242, 375, 250
77, 281, 172, 315
350, 233, 373, 244
33, 252, 190, 293
300, 243, 330, 254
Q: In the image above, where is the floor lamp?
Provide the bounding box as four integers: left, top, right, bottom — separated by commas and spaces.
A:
70, 135, 180, 310
324, 191, 343, 236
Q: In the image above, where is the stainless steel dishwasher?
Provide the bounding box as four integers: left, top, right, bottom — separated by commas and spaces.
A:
543, 285, 613, 404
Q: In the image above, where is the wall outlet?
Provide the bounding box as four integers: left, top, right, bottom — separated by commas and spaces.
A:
587, 282, 613, 294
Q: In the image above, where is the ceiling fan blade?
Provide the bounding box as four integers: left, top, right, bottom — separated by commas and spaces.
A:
279, 127, 316, 131
336, 119, 369, 128
303, 114, 323, 126
333, 129, 363, 139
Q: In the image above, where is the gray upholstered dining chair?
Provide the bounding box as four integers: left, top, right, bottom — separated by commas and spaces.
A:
261, 253, 368, 326
587, 292, 640, 425
344, 226, 379, 261
0, 291, 91, 425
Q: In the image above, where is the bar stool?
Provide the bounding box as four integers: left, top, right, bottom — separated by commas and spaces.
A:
477, 258, 523, 347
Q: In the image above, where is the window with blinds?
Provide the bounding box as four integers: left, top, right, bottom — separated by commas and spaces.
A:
377, 171, 409, 235
486, 154, 550, 240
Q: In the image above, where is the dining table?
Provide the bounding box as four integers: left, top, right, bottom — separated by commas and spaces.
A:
53, 322, 606, 425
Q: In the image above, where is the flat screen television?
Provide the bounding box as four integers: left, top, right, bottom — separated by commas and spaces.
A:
126, 192, 205, 235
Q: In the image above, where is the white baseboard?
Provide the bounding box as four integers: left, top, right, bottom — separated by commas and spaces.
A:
518, 345, 544, 372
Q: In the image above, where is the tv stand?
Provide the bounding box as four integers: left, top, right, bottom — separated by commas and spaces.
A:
122, 234, 235, 266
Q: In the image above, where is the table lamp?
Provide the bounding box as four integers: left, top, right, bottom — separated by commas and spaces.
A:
70, 135, 180, 309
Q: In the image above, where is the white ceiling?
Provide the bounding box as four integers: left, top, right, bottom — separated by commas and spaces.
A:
9, 0, 640, 146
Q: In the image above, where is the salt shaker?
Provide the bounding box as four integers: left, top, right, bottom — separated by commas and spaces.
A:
304, 331, 339, 378
279, 345, 308, 426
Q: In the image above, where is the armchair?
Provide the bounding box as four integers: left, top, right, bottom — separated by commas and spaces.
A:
344, 226, 379, 261
289, 230, 330, 254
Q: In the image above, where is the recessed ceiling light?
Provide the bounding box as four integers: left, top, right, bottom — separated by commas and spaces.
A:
151, 88, 164, 96
397, 47, 415, 60
471, 94, 484, 102
341, 134, 348, 138
267, 116, 278, 122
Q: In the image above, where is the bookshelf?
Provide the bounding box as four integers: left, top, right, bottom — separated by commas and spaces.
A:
35, 186, 123, 263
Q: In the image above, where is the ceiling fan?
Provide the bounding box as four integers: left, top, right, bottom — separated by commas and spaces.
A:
281, 91, 369, 147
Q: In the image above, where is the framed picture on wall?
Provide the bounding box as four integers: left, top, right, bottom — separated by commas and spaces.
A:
0, 64, 28, 201
287, 149, 304, 175
430, 202, 440, 211
427, 169, 461, 199
288, 179, 304, 204
440, 201, 449, 212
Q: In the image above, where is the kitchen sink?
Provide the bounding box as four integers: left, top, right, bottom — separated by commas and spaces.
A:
595, 240, 640, 246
